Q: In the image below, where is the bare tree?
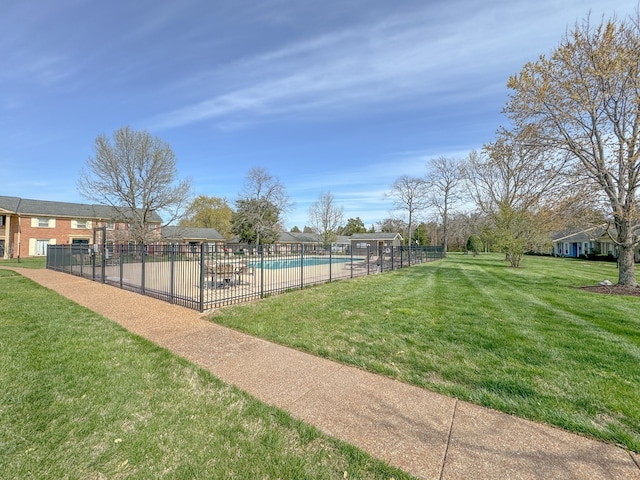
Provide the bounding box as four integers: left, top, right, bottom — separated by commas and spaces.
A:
505, 13, 640, 285
78, 126, 192, 244
377, 217, 408, 235
424, 156, 464, 253
386, 175, 428, 245
447, 211, 488, 252
464, 127, 565, 267
231, 167, 291, 245
308, 192, 344, 248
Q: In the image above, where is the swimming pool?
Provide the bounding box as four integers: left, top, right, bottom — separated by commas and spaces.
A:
249, 257, 360, 270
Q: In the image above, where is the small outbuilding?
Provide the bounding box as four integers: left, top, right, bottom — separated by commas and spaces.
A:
161, 226, 226, 251
349, 232, 404, 257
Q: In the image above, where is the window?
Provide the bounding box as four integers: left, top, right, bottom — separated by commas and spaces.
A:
35, 240, 49, 256
72, 219, 92, 229
28, 238, 55, 256
106, 222, 115, 230
0, 215, 5, 227
31, 217, 55, 228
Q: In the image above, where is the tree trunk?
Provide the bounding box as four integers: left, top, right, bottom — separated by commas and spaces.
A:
615, 218, 637, 286
442, 220, 448, 253
618, 244, 637, 286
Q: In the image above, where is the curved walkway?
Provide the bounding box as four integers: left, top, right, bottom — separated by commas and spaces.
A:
10, 267, 640, 479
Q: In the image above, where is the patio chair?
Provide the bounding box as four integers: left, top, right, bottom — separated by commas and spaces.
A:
345, 255, 378, 270
215, 263, 237, 287
203, 262, 236, 288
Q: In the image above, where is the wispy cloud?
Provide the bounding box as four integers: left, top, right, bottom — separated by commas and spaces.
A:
145, 0, 635, 133
144, 4, 535, 131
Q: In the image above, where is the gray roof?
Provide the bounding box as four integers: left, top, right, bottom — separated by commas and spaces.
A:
225, 231, 322, 245
0, 196, 21, 213
551, 226, 606, 243
275, 232, 308, 243
349, 232, 403, 241
283, 231, 321, 243
162, 226, 224, 242
0, 196, 162, 223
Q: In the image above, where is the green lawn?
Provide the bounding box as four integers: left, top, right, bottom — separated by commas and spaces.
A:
0, 257, 46, 269
211, 253, 640, 452
0, 269, 412, 479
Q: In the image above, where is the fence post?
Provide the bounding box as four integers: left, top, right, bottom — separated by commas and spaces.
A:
329, 247, 332, 282
350, 248, 354, 279
260, 245, 265, 299
91, 244, 96, 281
101, 243, 106, 283
119, 244, 124, 288
199, 244, 205, 312
391, 246, 395, 270
141, 245, 146, 295
170, 243, 175, 305
367, 245, 371, 275
300, 245, 304, 289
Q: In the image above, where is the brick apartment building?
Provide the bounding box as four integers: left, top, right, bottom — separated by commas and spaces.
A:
0, 196, 162, 259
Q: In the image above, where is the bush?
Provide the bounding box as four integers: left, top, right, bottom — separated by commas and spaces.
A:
466, 235, 483, 255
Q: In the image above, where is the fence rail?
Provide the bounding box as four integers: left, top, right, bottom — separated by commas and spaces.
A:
46, 243, 445, 312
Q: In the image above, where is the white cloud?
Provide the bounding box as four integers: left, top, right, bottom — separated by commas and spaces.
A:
145, 3, 539, 130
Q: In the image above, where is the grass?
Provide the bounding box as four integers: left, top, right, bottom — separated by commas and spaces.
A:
0, 257, 46, 269
0, 269, 412, 479
210, 253, 640, 452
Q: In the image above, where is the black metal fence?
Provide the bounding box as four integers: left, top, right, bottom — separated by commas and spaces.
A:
46, 243, 445, 312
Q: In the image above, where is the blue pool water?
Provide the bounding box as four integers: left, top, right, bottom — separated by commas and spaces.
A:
249, 257, 359, 270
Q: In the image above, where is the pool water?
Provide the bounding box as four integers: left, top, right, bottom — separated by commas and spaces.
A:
249, 257, 360, 270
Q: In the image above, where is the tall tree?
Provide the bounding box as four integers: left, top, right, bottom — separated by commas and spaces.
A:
424, 156, 464, 253
308, 192, 344, 247
78, 126, 192, 244
231, 199, 280, 244
231, 167, 290, 245
505, 13, 640, 285
179, 195, 233, 238
340, 217, 367, 236
386, 175, 428, 246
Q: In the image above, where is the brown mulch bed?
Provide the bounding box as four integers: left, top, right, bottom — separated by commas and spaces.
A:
579, 284, 640, 296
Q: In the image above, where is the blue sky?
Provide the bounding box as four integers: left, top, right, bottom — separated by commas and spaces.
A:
1, 0, 634, 229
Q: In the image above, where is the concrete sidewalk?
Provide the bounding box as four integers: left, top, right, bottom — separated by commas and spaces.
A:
11, 268, 640, 479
